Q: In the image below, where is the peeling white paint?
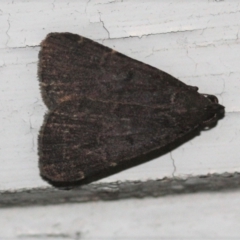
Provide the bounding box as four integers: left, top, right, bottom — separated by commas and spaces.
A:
0, 0, 239, 192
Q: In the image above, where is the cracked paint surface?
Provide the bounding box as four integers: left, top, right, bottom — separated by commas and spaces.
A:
0, 0, 240, 191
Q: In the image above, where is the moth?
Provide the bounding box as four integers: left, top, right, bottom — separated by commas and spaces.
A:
38, 32, 224, 186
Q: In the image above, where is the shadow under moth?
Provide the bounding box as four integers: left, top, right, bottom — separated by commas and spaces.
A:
38, 32, 224, 187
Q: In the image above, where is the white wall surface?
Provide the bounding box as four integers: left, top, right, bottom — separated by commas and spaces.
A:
1, 0, 240, 238
0, 1, 240, 180
1, 0, 240, 191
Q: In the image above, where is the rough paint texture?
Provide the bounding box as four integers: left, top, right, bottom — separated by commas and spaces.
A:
38, 32, 224, 186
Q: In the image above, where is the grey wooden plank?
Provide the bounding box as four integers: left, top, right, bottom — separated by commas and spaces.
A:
1, 172, 240, 208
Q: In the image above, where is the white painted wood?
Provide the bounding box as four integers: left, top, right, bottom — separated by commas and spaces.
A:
1, 191, 240, 239
1, 0, 240, 190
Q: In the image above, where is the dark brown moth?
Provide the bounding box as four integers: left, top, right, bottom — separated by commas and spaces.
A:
38, 32, 224, 187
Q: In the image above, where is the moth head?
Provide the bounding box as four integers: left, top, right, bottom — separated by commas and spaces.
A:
202, 102, 225, 129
